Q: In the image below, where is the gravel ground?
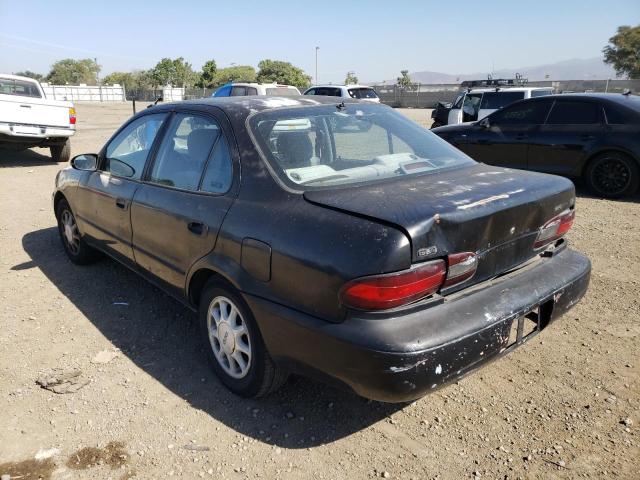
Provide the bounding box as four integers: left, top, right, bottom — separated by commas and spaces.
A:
0, 103, 638, 479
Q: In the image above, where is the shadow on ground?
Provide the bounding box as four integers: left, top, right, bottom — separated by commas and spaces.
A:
20, 227, 404, 448
0, 147, 61, 168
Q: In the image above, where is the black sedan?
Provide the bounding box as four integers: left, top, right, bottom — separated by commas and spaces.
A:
432, 93, 640, 198
53, 97, 590, 402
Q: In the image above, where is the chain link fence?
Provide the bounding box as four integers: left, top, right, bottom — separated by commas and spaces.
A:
372, 79, 640, 108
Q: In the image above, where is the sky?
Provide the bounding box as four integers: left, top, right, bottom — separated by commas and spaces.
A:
1, 0, 638, 83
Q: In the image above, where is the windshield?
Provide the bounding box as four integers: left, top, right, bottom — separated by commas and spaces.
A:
266, 87, 301, 96
348, 88, 378, 99
249, 103, 474, 190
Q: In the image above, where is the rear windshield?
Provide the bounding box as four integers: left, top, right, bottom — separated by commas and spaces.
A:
0, 78, 41, 98
265, 87, 301, 96
348, 88, 378, 99
249, 103, 473, 190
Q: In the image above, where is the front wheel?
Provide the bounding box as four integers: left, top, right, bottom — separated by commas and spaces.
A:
584, 152, 639, 199
50, 139, 70, 163
55, 199, 100, 264
199, 281, 287, 397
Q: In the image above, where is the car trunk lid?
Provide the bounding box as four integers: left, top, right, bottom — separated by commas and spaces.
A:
303, 163, 575, 289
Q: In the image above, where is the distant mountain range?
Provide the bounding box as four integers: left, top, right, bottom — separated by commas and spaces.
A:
378, 57, 620, 85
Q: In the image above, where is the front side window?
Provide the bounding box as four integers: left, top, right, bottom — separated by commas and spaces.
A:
546, 101, 600, 125
104, 113, 166, 179
480, 91, 525, 110
149, 113, 222, 191
249, 104, 473, 190
490, 100, 551, 125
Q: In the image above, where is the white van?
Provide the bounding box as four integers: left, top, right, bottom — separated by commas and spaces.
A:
433, 87, 554, 127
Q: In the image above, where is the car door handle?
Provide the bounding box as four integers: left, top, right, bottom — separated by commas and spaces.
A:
20, 104, 32, 108
580, 134, 596, 140
115, 198, 128, 210
515, 134, 528, 140
187, 221, 207, 236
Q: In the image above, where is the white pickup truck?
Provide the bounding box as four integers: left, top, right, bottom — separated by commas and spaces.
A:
0, 74, 76, 162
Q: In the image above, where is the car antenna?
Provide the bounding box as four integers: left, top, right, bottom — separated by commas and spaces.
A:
336, 101, 346, 110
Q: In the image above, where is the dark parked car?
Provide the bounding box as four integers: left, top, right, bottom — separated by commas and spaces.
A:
53, 97, 590, 402
432, 93, 640, 198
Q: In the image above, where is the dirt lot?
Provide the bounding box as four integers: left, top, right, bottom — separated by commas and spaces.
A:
1, 103, 638, 479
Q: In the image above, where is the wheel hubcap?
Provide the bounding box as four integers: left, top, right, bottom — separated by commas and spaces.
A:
592, 158, 631, 195
61, 210, 80, 254
207, 296, 252, 379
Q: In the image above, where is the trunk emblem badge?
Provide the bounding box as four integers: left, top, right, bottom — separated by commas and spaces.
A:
417, 246, 437, 257
510, 227, 516, 235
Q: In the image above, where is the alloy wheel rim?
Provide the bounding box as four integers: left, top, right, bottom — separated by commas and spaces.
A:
592, 157, 631, 196
61, 210, 80, 255
207, 296, 252, 379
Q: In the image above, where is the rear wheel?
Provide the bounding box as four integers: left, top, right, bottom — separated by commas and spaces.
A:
585, 152, 639, 199
50, 139, 70, 163
55, 199, 100, 264
199, 281, 287, 397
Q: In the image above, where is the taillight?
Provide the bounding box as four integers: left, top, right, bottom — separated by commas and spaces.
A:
340, 260, 446, 310
534, 209, 575, 249
69, 107, 76, 125
444, 252, 478, 287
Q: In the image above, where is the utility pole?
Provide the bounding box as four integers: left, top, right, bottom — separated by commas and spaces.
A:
315, 46, 319, 85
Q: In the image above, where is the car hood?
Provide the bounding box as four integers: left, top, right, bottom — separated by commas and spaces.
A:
304, 163, 575, 288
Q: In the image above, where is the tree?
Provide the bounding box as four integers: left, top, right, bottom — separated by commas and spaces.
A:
15, 70, 44, 81
196, 60, 218, 88
102, 71, 134, 89
344, 72, 359, 85
47, 58, 101, 85
212, 65, 257, 86
397, 70, 413, 89
256, 59, 311, 89
150, 57, 197, 87
603, 25, 640, 79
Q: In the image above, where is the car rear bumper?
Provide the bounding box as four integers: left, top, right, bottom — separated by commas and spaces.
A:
246, 247, 591, 402
0, 123, 75, 141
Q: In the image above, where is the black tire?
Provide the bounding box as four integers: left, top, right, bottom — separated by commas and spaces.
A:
584, 152, 639, 199
199, 280, 287, 397
55, 199, 100, 264
50, 139, 71, 163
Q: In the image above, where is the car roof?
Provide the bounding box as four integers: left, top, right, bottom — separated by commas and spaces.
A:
223, 82, 298, 88
0, 74, 39, 83
156, 95, 365, 117
467, 87, 552, 93
308, 84, 374, 89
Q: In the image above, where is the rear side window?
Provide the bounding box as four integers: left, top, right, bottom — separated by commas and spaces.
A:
480, 91, 525, 109
530, 89, 553, 98
605, 105, 636, 125
266, 87, 300, 96
546, 101, 600, 125
150, 114, 220, 191
230, 86, 247, 96
246, 87, 258, 95
348, 88, 378, 99
0, 78, 41, 97
491, 100, 551, 125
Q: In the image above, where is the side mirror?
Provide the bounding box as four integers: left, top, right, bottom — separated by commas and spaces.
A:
478, 117, 490, 129
71, 154, 97, 171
